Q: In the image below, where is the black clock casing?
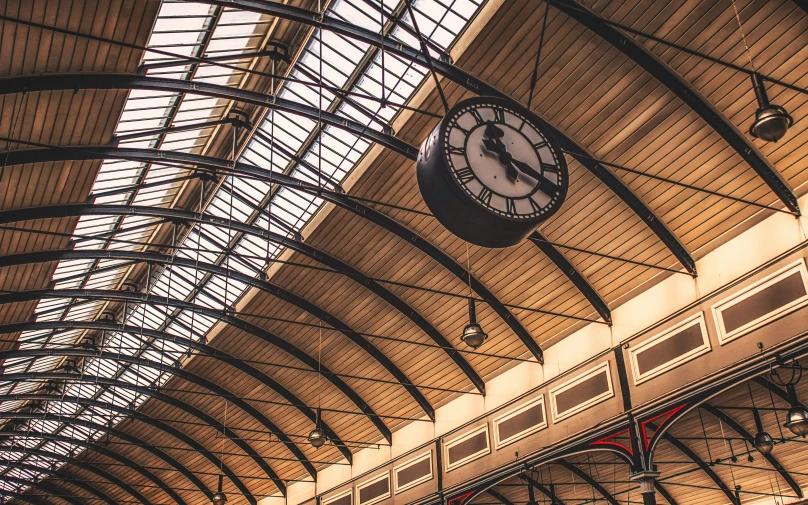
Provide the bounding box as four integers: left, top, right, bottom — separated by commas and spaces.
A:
417, 96, 568, 248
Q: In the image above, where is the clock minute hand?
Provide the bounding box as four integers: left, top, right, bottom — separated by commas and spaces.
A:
511, 159, 557, 193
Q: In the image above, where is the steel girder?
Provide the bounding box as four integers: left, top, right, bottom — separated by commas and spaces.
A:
0, 317, 353, 463
1, 474, 86, 505
0, 462, 115, 505
0, 74, 415, 160
551, 0, 799, 216
556, 459, 619, 505
0, 446, 151, 505
0, 372, 257, 504
0, 245, 464, 418
0, 423, 186, 505
2, 145, 541, 370
0, 347, 297, 492
701, 404, 802, 498
0, 282, 392, 443
187, 0, 696, 276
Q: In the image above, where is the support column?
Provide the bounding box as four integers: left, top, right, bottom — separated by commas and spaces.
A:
630, 471, 661, 505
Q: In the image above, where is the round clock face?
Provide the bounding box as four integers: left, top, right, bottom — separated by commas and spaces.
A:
441, 100, 567, 221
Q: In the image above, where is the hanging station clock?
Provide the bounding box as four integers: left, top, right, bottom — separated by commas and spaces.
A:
417, 96, 568, 248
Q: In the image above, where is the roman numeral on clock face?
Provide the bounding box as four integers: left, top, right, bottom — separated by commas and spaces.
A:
448, 146, 465, 155
506, 197, 517, 215
470, 108, 485, 125
541, 162, 558, 174
478, 186, 492, 205
455, 166, 475, 184
493, 107, 505, 123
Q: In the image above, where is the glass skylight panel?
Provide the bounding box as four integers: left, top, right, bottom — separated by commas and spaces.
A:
4, 0, 484, 494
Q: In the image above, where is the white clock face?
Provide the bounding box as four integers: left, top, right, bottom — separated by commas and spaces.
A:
442, 101, 566, 220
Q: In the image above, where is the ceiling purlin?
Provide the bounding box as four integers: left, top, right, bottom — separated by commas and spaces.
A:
0, 424, 188, 505
700, 404, 802, 498
1, 472, 92, 505
0, 371, 255, 504
1, 445, 151, 505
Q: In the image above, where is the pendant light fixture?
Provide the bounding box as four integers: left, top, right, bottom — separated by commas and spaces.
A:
729, 0, 793, 142
461, 298, 487, 349
211, 475, 227, 505
770, 359, 808, 437
749, 73, 793, 142
309, 407, 327, 449
784, 383, 808, 438
461, 244, 487, 349
751, 408, 774, 454
309, 325, 329, 448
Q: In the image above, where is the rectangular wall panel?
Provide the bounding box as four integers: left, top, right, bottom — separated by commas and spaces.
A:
356, 472, 390, 505
324, 490, 352, 505
493, 396, 547, 448
713, 260, 808, 344
550, 362, 613, 422
629, 313, 711, 384
393, 451, 432, 494
444, 424, 490, 471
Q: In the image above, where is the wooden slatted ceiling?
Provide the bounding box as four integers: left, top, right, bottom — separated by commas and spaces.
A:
12, 0, 808, 504
0, 0, 160, 355
104, 0, 808, 498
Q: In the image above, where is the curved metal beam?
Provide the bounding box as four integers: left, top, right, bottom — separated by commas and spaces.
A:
0, 244, 454, 417
187, 0, 696, 275
0, 373, 256, 505
654, 481, 678, 505
486, 489, 517, 505
2, 143, 514, 377
0, 394, 216, 500
0, 446, 151, 505
701, 404, 802, 498
751, 377, 803, 406
520, 473, 565, 505
0, 346, 298, 492
0, 282, 392, 442
0, 423, 187, 505
530, 232, 611, 323
0, 462, 115, 505
654, 428, 737, 505
0, 201, 444, 421
0, 74, 415, 160
2, 119, 599, 357
0, 317, 353, 463
551, 0, 799, 216
556, 459, 619, 505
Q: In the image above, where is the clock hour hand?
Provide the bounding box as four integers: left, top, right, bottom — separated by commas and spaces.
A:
511, 158, 557, 193
482, 126, 519, 181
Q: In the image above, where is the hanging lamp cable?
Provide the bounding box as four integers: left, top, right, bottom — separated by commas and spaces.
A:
527, 0, 550, 109
404, 0, 449, 113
